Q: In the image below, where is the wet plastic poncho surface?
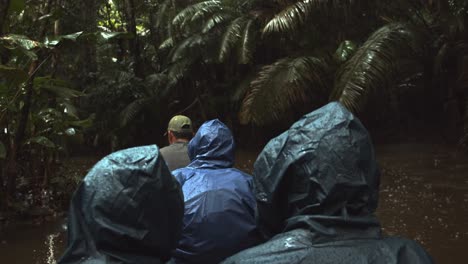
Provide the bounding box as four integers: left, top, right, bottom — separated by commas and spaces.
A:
58, 145, 184, 264
171, 119, 259, 264
222, 102, 433, 264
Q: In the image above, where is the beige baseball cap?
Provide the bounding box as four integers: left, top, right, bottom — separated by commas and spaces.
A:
167, 115, 193, 133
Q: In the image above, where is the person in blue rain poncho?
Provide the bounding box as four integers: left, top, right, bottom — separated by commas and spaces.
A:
171, 119, 260, 264
222, 102, 433, 264
58, 145, 184, 264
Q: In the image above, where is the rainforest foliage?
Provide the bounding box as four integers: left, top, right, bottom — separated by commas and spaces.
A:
0, 0, 467, 212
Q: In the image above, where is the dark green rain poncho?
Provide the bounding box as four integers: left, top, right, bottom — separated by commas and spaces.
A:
58, 145, 184, 264
222, 102, 433, 264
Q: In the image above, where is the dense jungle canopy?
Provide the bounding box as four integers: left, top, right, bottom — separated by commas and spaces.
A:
0, 0, 467, 212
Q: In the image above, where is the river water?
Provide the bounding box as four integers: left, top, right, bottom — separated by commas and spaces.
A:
0, 143, 467, 264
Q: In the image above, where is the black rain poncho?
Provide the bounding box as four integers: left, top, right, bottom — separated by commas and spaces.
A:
58, 145, 184, 264
222, 102, 433, 264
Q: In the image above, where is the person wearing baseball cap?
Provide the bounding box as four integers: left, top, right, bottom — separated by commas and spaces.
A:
160, 115, 194, 171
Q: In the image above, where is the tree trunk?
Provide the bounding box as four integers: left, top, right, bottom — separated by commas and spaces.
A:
0, 0, 10, 64
61, 0, 98, 89
4, 0, 54, 205
0, 0, 9, 34
146, 0, 159, 48
125, 0, 144, 78
83, 0, 98, 75
5, 60, 39, 202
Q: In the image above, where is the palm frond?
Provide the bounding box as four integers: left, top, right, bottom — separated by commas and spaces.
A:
202, 13, 234, 33
159, 37, 174, 51
239, 56, 329, 125
263, 0, 355, 35
190, 5, 235, 25
167, 59, 193, 84
170, 34, 205, 62
120, 98, 152, 127
331, 23, 419, 112
172, 1, 222, 31
232, 71, 257, 103
239, 19, 256, 64
433, 43, 449, 74
263, 0, 312, 35
155, 0, 180, 39
219, 17, 248, 62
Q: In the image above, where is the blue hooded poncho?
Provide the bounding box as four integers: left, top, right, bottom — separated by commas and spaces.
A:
171, 119, 259, 264
222, 102, 433, 264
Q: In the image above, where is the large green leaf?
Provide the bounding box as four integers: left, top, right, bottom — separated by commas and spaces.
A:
0, 34, 43, 50
99, 31, 132, 40
34, 77, 84, 98
37, 108, 62, 124
44, 31, 84, 47
48, 31, 131, 47
62, 101, 79, 119
26, 136, 56, 148
0, 34, 42, 59
69, 114, 95, 128
239, 56, 329, 125
331, 23, 419, 112
41, 85, 83, 98
334, 40, 357, 63
0, 141, 6, 159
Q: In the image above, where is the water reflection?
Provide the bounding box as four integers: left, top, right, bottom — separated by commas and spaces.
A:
0, 218, 66, 264
376, 143, 468, 263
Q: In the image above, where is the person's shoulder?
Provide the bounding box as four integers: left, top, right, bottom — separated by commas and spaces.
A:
221, 229, 312, 264
224, 168, 253, 178
159, 144, 172, 153
381, 237, 434, 263
172, 167, 196, 184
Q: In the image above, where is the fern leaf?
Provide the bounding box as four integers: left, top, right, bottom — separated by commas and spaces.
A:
331, 23, 419, 112
219, 17, 248, 62
239, 19, 255, 64
172, 1, 222, 30
239, 56, 329, 125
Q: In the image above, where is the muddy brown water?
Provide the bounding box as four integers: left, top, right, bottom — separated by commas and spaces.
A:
0, 143, 467, 264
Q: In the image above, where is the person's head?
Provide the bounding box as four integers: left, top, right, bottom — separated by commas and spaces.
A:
167, 115, 194, 144
59, 145, 184, 263
253, 102, 380, 238
188, 119, 235, 168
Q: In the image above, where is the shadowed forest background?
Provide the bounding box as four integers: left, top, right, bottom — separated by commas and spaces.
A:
0, 0, 468, 263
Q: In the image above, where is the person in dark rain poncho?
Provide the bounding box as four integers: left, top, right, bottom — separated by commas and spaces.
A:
171, 119, 260, 264
222, 102, 433, 264
58, 145, 184, 264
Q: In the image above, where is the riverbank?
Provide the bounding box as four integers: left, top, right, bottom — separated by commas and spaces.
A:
0, 156, 100, 234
